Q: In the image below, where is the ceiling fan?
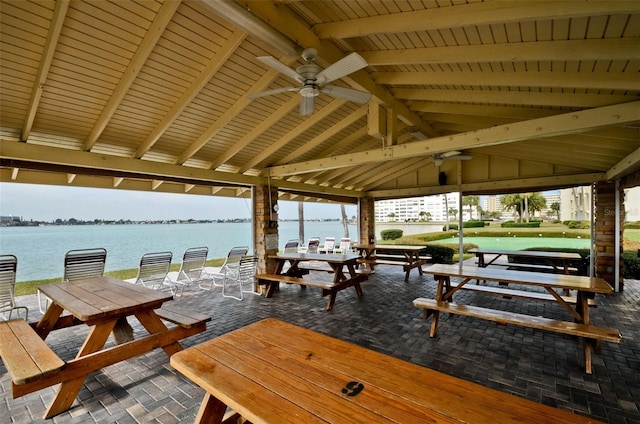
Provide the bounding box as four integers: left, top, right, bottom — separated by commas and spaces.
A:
432, 151, 472, 166
247, 48, 372, 116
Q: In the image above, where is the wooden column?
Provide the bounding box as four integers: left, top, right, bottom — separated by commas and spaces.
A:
594, 181, 624, 291
359, 196, 376, 244
253, 185, 279, 287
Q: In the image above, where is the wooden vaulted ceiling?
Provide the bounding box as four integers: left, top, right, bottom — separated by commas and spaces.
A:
1, 0, 639, 204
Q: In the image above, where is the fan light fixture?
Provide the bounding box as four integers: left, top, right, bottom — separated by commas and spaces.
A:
247, 48, 371, 115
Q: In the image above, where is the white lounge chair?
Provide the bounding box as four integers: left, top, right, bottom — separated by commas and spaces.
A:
334, 237, 352, 254
283, 239, 302, 253
126, 251, 175, 294
221, 255, 258, 301
318, 237, 336, 254
38, 247, 107, 313
201, 246, 249, 291
0, 255, 28, 321
299, 237, 320, 254
167, 246, 209, 296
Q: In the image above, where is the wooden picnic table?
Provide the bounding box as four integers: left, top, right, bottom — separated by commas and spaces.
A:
257, 253, 366, 310
171, 318, 602, 424
353, 244, 428, 282
5, 276, 209, 419
416, 264, 621, 374
468, 248, 583, 274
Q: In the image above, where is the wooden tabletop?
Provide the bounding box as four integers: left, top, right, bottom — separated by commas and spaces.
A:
171, 318, 599, 424
468, 248, 582, 259
353, 244, 425, 252
270, 252, 361, 263
425, 264, 612, 293
38, 276, 173, 322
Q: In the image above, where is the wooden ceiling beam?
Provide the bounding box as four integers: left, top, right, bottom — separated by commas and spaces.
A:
238, 98, 346, 173
361, 39, 639, 66
134, 28, 246, 159
313, 1, 638, 39
243, 1, 436, 138
209, 95, 299, 170
265, 101, 640, 176
607, 148, 640, 180
21, 0, 69, 142
81, 0, 181, 151
411, 102, 562, 119
374, 71, 640, 91
356, 158, 429, 192
396, 89, 635, 108
368, 173, 607, 199
274, 105, 367, 165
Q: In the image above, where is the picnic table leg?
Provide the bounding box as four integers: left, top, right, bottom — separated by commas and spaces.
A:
135, 309, 183, 356
326, 290, 337, 311
576, 291, 596, 374
194, 393, 227, 424
346, 264, 364, 297
34, 303, 64, 339
428, 276, 447, 337
44, 320, 116, 418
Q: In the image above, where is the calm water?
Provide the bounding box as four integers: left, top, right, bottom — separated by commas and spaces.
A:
0, 221, 358, 282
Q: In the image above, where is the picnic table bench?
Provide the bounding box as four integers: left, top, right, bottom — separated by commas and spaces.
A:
416, 264, 622, 374
0, 277, 210, 419
353, 244, 430, 282
258, 253, 367, 310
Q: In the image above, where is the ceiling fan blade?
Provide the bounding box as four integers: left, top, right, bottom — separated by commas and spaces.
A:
299, 95, 315, 116
441, 150, 462, 158
451, 155, 473, 160
321, 85, 371, 104
316, 52, 368, 85
247, 86, 299, 99
256, 56, 304, 83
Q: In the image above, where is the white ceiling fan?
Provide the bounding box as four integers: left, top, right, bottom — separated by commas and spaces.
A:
432, 151, 472, 166
247, 48, 371, 116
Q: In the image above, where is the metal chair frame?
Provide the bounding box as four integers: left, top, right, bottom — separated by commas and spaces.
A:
38, 247, 107, 313
0, 254, 28, 321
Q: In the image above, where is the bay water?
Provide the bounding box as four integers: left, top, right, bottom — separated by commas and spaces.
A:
0, 221, 358, 282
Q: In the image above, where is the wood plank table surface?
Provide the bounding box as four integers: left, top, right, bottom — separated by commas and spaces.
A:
421, 264, 619, 373
28, 276, 207, 418
264, 253, 366, 310
353, 244, 427, 282
170, 318, 602, 424
468, 248, 582, 274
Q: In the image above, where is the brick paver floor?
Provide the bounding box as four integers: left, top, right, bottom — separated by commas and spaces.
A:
1, 263, 638, 423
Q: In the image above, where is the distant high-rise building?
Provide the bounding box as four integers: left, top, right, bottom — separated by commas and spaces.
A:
560, 186, 591, 221
375, 193, 460, 222
624, 187, 640, 222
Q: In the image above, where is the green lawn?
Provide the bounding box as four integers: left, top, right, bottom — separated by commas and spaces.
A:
14, 258, 225, 297
625, 229, 640, 242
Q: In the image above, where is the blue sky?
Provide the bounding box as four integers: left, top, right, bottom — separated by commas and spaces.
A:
0, 183, 357, 221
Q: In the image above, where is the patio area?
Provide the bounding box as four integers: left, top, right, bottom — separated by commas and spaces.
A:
2, 264, 638, 424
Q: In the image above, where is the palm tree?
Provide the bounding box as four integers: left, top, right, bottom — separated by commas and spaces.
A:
298, 201, 304, 242
340, 204, 349, 237
526, 193, 547, 220
387, 212, 396, 222
462, 195, 479, 220
419, 211, 427, 221
550, 202, 561, 220
500, 194, 524, 222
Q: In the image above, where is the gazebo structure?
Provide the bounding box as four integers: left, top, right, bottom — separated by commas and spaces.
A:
1, 1, 639, 289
